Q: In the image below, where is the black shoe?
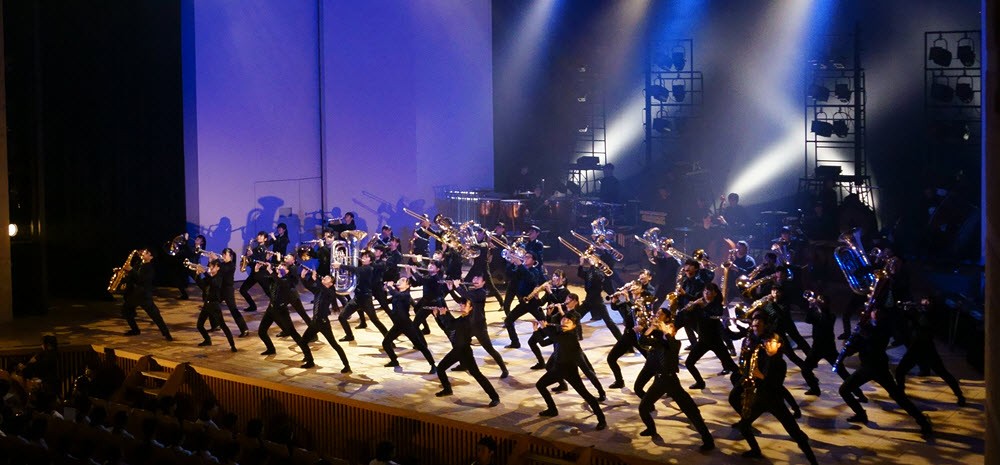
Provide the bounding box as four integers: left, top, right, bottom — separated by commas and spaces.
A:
683, 345, 692, 351
385, 360, 400, 367
609, 380, 624, 389
339, 336, 354, 342
452, 365, 468, 372
805, 387, 821, 396
596, 420, 607, 431
957, 394, 967, 407
504, 343, 521, 349
356, 324, 368, 329
530, 362, 545, 370
638, 429, 657, 437
124, 329, 140, 336
741, 449, 763, 459
488, 398, 500, 408
341, 366, 352, 374
308, 335, 319, 342
435, 389, 453, 397
551, 384, 568, 393
538, 408, 558, 417
793, 409, 802, 419
301, 360, 315, 369
276, 332, 288, 338
421, 328, 431, 335
164, 335, 173, 342
260, 349, 276, 356
244, 307, 257, 313
238, 331, 251, 338
718, 369, 732, 376
846, 413, 868, 424
699, 439, 715, 452
500, 370, 509, 379
230, 346, 238, 353
429, 366, 438, 375
920, 418, 934, 438
598, 393, 607, 402
689, 382, 706, 390
198, 340, 212, 347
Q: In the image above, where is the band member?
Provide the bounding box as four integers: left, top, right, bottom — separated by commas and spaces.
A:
598, 163, 619, 205
441, 242, 464, 281
607, 275, 652, 389
800, 291, 865, 399
449, 275, 509, 378
410, 215, 433, 263
727, 241, 756, 304
334, 250, 390, 341
720, 192, 750, 234
432, 303, 501, 407
382, 278, 436, 373
576, 256, 610, 328
408, 261, 448, 335
636, 311, 714, 450
770, 267, 811, 354
534, 313, 607, 430
382, 238, 404, 283
238, 232, 272, 312
121, 249, 173, 341
255, 262, 315, 369
300, 270, 352, 374
315, 229, 336, 277
680, 283, 739, 389
894, 298, 964, 405
745, 252, 779, 301
488, 222, 509, 291
673, 259, 711, 347
502, 252, 546, 349
464, 227, 504, 308
548, 293, 605, 399
207, 249, 250, 337
522, 225, 545, 267
527, 270, 569, 369
368, 245, 392, 328
193, 260, 237, 352
267, 223, 290, 257
278, 254, 314, 331
328, 211, 357, 235
649, 246, 680, 311
729, 314, 818, 464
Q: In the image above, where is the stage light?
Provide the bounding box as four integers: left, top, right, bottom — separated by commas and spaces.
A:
8, 224, 17, 237
957, 38, 976, 67
955, 77, 974, 103
834, 81, 851, 102
931, 78, 954, 102
928, 37, 952, 67
671, 79, 686, 102
671, 45, 686, 71
811, 113, 833, 137
653, 110, 672, 133
832, 112, 850, 138
649, 82, 670, 102
809, 83, 830, 102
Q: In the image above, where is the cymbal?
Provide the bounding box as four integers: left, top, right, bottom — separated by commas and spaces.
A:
674, 227, 693, 232
760, 210, 789, 215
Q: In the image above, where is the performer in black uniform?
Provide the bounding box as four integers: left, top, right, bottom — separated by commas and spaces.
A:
255, 262, 315, 369
488, 222, 510, 293
267, 223, 290, 257
800, 291, 865, 399
410, 215, 433, 263
367, 245, 392, 328
502, 252, 546, 349
681, 282, 739, 389
636, 311, 714, 450
526, 271, 569, 369
278, 254, 313, 330
729, 314, 818, 464
238, 232, 272, 313
382, 238, 403, 283
895, 298, 965, 405
407, 261, 448, 335
441, 243, 464, 282
534, 313, 607, 430
727, 241, 756, 304
547, 293, 605, 399
522, 225, 545, 267
121, 249, 173, 341
300, 270, 352, 373
334, 251, 390, 341
382, 278, 436, 373
373, 225, 395, 249
464, 227, 504, 308
448, 275, 509, 378
674, 259, 712, 347
193, 260, 237, 352
607, 277, 652, 389
649, 247, 680, 311
432, 303, 501, 407
315, 229, 337, 277
207, 249, 250, 337
576, 255, 610, 327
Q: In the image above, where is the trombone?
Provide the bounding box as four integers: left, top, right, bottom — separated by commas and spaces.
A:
558, 236, 613, 276
570, 230, 623, 262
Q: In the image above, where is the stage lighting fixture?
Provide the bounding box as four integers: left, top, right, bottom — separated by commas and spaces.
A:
931, 77, 954, 102
957, 37, 976, 67
809, 83, 830, 102
811, 113, 833, 137
671, 45, 686, 71
649, 82, 670, 102
928, 37, 952, 67
653, 110, 672, 133
832, 112, 850, 138
834, 81, 852, 103
671, 79, 686, 102
955, 77, 974, 103
655, 52, 673, 71
8, 224, 16, 237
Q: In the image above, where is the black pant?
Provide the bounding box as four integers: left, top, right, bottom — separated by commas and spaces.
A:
259, 304, 313, 362
412, 297, 441, 334
607, 332, 644, 385
238, 274, 270, 311
221, 287, 249, 333
536, 364, 605, 424
685, 336, 739, 386
840, 362, 930, 428
437, 346, 499, 402
301, 315, 351, 370
895, 340, 963, 399
470, 324, 507, 373
383, 316, 435, 368
503, 301, 543, 346
288, 294, 313, 327
595, 304, 623, 341
639, 373, 711, 441
501, 279, 520, 315
198, 302, 235, 348
527, 329, 552, 365
122, 299, 172, 339
338, 295, 388, 340
728, 387, 817, 464
801, 340, 858, 394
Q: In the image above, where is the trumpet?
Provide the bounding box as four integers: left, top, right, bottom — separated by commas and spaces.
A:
558, 236, 613, 276
570, 230, 623, 262
182, 259, 201, 271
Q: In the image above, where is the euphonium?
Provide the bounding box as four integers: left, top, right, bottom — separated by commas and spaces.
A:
736, 273, 775, 299
456, 221, 481, 260
834, 227, 877, 295
733, 294, 774, 321
332, 230, 368, 295
558, 236, 613, 276
107, 249, 139, 294
634, 227, 662, 265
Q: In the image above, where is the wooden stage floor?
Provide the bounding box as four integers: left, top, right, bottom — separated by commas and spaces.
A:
0, 277, 985, 465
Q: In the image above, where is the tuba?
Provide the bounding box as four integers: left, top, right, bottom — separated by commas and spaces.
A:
332, 230, 368, 295
455, 221, 482, 260
108, 250, 139, 294
834, 228, 877, 295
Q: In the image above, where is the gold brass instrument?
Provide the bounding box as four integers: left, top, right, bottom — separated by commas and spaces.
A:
740, 338, 762, 419
558, 236, 613, 276
634, 227, 669, 265
332, 230, 368, 295
570, 230, 622, 263
692, 249, 717, 272
165, 234, 187, 256
455, 220, 482, 260
107, 249, 139, 294
721, 248, 737, 305
771, 239, 792, 265
182, 259, 200, 271
736, 273, 775, 299
587, 218, 624, 261
489, 233, 527, 263
834, 227, 877, 296
733, 294, 774, 322
525, 282, 550, 301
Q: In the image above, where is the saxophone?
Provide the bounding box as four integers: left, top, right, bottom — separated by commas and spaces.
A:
740, 338, 761, 419
107, 250, 139, 294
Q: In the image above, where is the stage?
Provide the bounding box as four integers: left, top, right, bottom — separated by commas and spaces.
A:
0, 268, 984, 465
